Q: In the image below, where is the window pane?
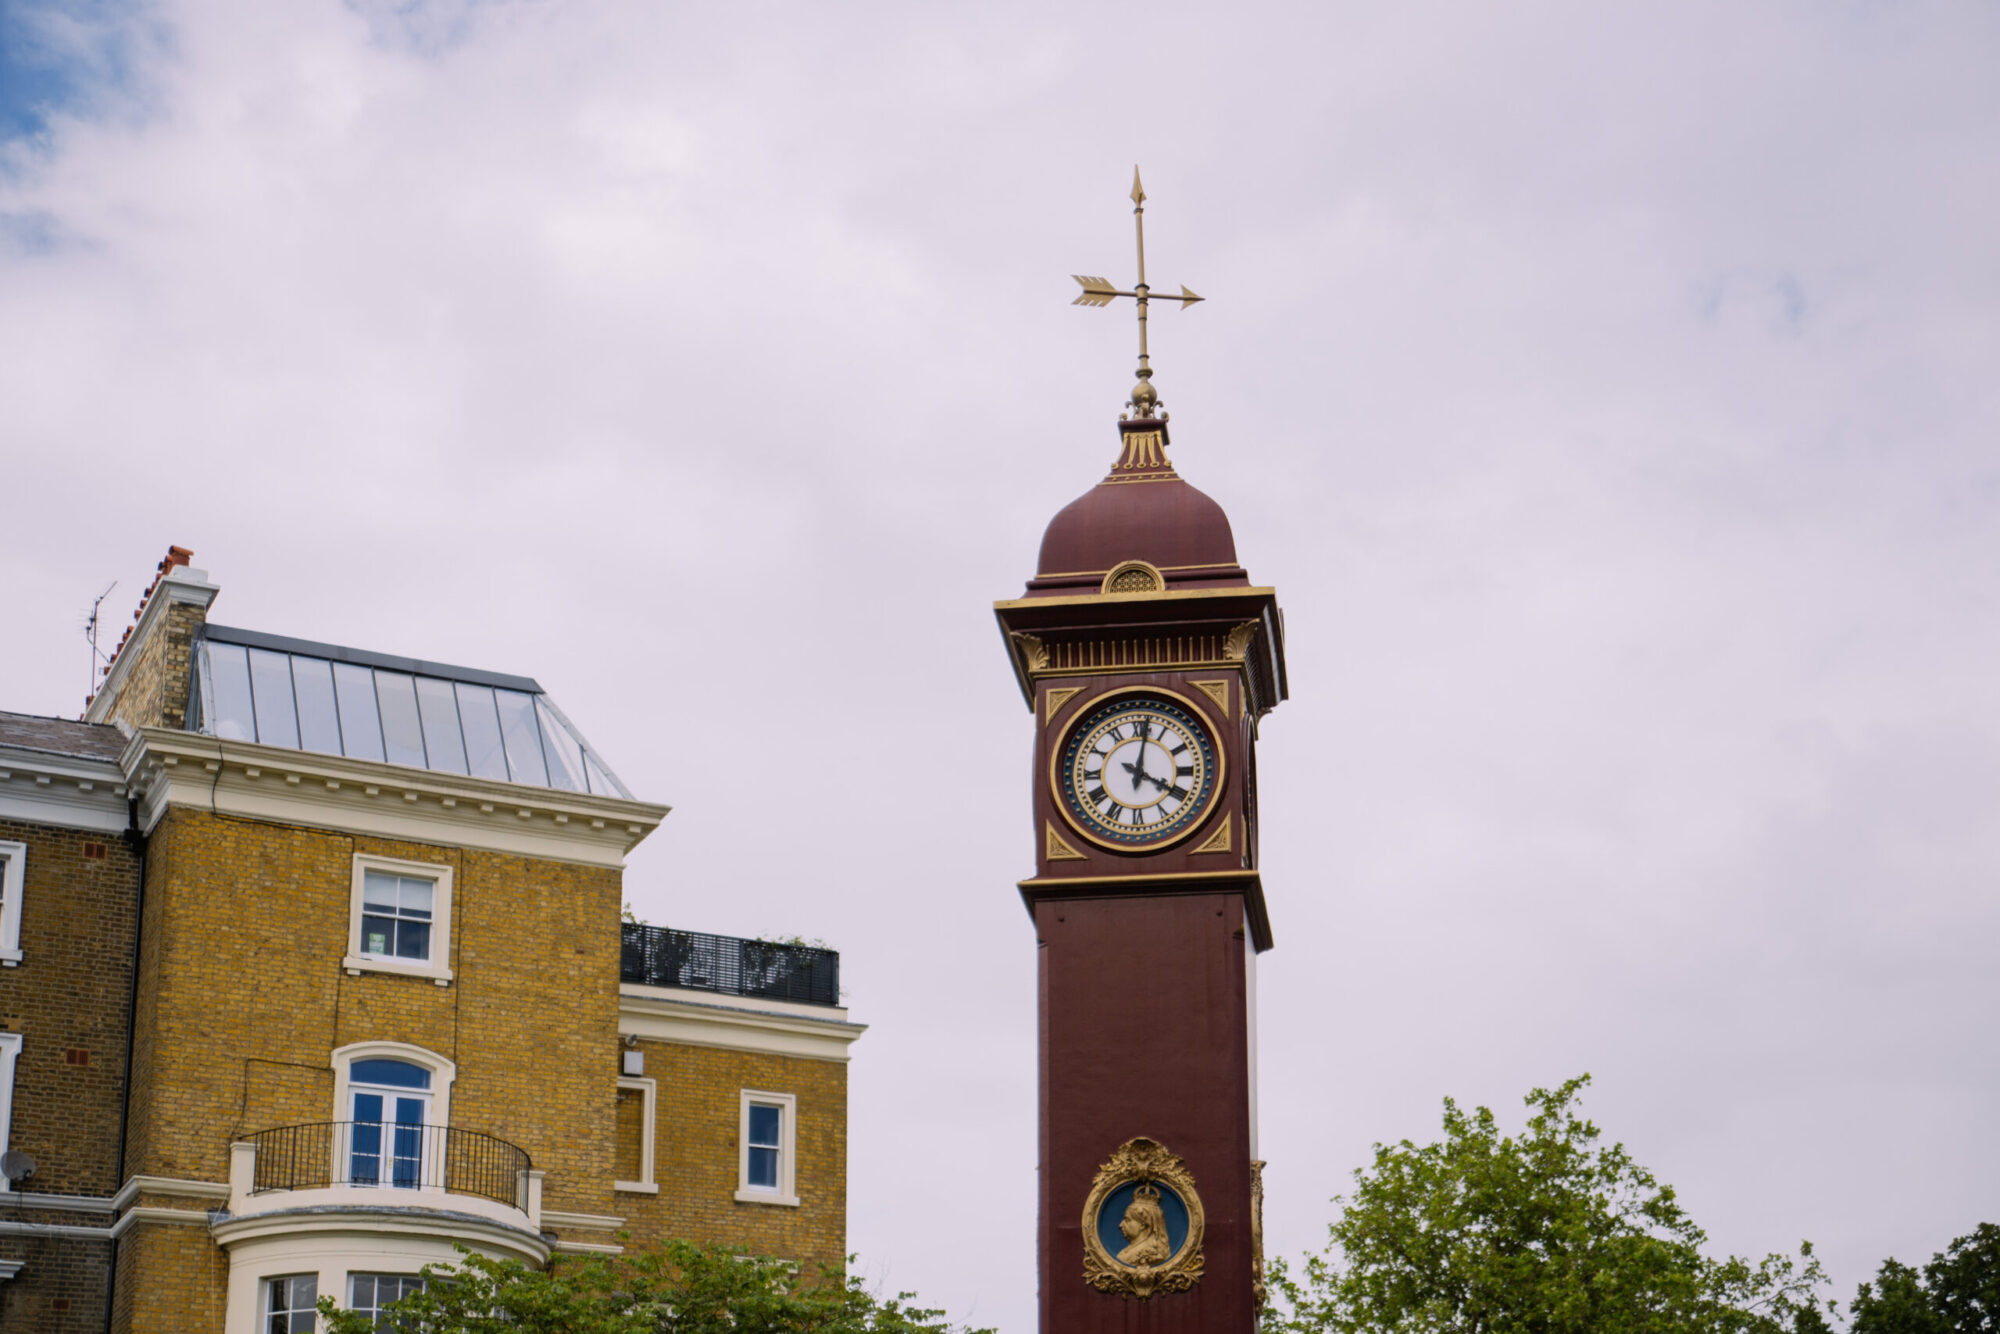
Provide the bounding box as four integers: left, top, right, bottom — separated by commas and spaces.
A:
456, 683, 508, 781
248, 649, 300, 748
749, 1103, 781, 1147
206, 643, 256, 741
375, 672, 427, 768
351, 1058, 431, 1089
495, 690, 548, 786
399, 881, 432, 917
361, 915, 393, 955
537, 698, 587, 792
394, 919, 430, 959
415, 677, 467, 774
362, 870, 399, 908
748, 1145, 778, 1188
291, 656, 342, 756
332, 663, 385, 762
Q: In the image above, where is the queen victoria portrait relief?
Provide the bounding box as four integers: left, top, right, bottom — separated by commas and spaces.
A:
1081, 1137, 1206, 1299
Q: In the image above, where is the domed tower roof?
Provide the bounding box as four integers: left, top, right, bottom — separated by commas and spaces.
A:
1025, 417, 1250, 597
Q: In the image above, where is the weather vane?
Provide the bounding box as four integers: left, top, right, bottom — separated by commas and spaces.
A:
1072, 166, 1203, 421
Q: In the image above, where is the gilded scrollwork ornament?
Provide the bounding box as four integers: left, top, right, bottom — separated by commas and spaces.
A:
1251, 1158, 1268, 1309
1080, 1137, 1206, 1299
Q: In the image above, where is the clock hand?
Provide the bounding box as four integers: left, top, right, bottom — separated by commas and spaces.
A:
1127, 721, 1153, 796
1119, 759, 1171, 794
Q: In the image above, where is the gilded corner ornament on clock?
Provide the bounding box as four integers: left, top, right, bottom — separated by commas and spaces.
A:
1052, 687, 1223, 852
1081, 1137, 1206, 1299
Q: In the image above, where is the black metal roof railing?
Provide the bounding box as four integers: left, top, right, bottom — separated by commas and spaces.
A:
620, 923, 840, 1007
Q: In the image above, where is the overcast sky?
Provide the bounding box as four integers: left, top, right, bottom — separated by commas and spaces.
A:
4, 1, 1998, 1328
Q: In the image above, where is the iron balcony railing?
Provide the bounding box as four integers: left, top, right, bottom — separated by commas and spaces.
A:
247, 1121, 531, 1210
620, 923, 840, 1007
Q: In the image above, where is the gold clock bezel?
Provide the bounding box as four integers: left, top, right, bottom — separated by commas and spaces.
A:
1049, 685, 1226, 853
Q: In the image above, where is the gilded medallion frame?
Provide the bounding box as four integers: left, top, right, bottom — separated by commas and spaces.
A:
1049, 685, 1227, 854
1080, 1137, 1206, 1299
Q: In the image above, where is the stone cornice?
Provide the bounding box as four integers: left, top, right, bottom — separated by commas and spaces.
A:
0, 745, 130, 835
619, 985, 867, 1063
123, 729, 668, 868
111, 1174, 231, 1211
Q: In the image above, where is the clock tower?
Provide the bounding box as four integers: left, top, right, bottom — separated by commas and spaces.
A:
995, 172, 1288, 1334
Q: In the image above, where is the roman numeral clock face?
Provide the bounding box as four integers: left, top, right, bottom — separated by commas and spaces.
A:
1056, 694, 1221, 850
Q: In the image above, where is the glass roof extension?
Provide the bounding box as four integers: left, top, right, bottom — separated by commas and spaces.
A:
189, 625, 632, 799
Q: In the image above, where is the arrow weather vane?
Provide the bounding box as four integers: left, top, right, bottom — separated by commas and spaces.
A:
1072, 166, 1203, 421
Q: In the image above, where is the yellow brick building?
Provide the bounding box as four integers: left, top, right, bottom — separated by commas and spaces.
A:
0, 548, 862, 1333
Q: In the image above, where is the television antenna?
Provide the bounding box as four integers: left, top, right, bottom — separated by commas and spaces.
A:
82, 582, 116, 700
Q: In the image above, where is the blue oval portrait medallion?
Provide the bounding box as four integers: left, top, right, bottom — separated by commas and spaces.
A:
1094, 1179, 1191, 1268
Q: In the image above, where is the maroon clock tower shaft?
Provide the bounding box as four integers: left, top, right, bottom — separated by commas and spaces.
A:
996, 411, 1288, 1334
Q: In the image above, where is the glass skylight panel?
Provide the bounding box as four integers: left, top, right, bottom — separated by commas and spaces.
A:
536, 697, 587, 793
248, 649, 300, 748
456, 683, 509, 782
207, 643, 255, 742
584, 751, 618, 798
191, 633, 632, 799
413, 677, 467, 775
494, 690, 547, 786
332, 662, 385, 762
292, 657, 343, 756
374, 672, 427, 769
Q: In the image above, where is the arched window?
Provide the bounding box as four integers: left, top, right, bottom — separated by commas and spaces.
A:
330, 1043, 456, 1192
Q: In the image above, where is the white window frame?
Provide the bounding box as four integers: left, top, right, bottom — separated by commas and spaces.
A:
0, 841, 25, 967
263, 1273, 319, 1333
0, 1033, 22, 1192
734, 1089, 798, 1207
614, 1076, 658, 1194
343, 854, 454, 984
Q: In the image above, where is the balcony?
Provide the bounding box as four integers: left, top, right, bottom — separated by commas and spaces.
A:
620, 923, 840, 1007
215, 1121, 547, 1266
246, 1121, 529, 1206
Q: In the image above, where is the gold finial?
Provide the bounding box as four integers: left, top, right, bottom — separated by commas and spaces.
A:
1071, 165, 1204, 421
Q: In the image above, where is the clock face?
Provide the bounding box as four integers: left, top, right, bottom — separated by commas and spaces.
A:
1056, 694, 1220, 849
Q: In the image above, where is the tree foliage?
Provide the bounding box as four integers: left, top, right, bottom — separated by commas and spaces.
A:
1850, 1224, 2000, 1334
1263, 1076, 1832, 1334
317, 1239, 991, 1334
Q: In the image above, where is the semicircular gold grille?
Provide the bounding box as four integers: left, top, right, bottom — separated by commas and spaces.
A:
1103, 561, 1164, 594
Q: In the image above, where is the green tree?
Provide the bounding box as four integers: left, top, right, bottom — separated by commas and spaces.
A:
317, 1239, 990, 1334
1263, 1076, 1832, 1334
1851, 1223, 2000, 1334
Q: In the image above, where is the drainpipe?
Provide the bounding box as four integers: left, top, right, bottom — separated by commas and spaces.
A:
104, 795, 146, 1334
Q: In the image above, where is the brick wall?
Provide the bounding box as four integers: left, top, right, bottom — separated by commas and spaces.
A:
618, 1040, 849, 1272
109, 1219, 228, 1333
0, 1234, 114, 1334
0, 817, 141, 1198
